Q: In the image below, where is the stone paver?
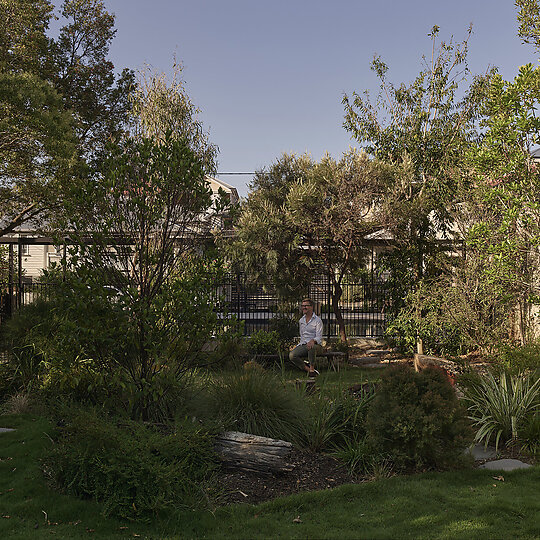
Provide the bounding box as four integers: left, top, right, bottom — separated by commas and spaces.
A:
0, 427, 15, 433
468, 444, 497, 460
479, 459, 532, 471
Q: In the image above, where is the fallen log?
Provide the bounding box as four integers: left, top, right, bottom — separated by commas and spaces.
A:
214, 431, 294, 474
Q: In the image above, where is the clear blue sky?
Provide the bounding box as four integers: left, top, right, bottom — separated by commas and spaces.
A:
69, 1, 538, 196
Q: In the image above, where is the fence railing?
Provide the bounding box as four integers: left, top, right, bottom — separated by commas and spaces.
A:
0, 273, 389, 338
215, 273, 388, 338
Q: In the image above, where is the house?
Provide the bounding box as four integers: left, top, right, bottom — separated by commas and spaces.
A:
0, 176, 239, 281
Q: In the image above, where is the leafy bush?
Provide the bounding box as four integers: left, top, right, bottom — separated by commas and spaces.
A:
246, 330, 281, 355
43, 407, 218, 519
365, 365, 472, 471
385, 306, 465, 356
518, 413, 540, 457
463, 370, 540, 450
0, 264, 222, 421
495, 343, 540, 374
204, 370, 309, 445
269, 314, 298, 349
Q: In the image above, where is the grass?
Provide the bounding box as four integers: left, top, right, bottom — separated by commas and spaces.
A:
1, 413, 539, 539
281, 363, 384, 387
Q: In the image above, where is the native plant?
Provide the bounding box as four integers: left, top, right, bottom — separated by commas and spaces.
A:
44, 407, 219, 519
463, 370, 540, 450
204, 369, 310, 445
227, 150, 393, 342
365, 365, 472, 471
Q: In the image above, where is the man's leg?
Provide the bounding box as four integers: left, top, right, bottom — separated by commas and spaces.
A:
307, 344, 323, 369
289, 344, 309, 372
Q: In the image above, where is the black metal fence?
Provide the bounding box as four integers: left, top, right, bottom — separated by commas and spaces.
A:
215, 273, 388, 338
0, 281, 51, 326
0, 273, 389, 338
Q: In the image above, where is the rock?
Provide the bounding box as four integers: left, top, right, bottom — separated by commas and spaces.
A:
350, 356, 381, 365
366, 349, 393, 356
479, 459, 532, 471
467, 444, 497, 461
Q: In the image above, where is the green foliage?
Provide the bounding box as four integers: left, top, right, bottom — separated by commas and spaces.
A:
43, 407, 218, 519
365, 365, 472, 471
227, 150, 393, 342
384, 280, 470, 356
518, 413, 540, 456
0, 0, 134, 236
204, 370, 310, 445
463, 64, 540, 344
306, 385, 375, 452
268, 313, 298, 349
495, 343, 540, 374
59, 133, 221, 420
0, 265, 217, 422
343, 28, 488, 290
516, 0, 540, 51
247, 330, 281, 355
463, 370, 540, 450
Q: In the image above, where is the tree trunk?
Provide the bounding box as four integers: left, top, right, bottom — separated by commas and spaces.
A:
331, 280, 347, 343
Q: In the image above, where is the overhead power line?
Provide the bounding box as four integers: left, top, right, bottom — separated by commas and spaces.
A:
216, 172, 255, 175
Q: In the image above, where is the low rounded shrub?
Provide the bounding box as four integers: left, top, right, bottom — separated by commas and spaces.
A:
43, 407, 219, 519
246, 330, 281, 355
365, 364, 472, 471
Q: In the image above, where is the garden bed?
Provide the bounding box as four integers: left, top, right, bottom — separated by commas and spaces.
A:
217, 447, 361, 505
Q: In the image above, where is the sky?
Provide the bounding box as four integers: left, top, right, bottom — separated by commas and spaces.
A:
60, 1, 538, 197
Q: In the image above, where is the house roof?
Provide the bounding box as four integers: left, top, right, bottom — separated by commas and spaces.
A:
207, 176, 239, 204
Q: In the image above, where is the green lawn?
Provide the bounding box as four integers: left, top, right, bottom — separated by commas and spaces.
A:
1, 414, 538, 539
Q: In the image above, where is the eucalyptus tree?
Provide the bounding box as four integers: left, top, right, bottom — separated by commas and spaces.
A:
229, 150, 393, 342
342, 27, 488, 294
0, 0, 134, 236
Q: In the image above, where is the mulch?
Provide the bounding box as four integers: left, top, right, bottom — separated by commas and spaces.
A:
216, 448, 364, 506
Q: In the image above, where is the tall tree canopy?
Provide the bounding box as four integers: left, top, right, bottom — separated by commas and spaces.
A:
228, 150, 393, 342
0, 0, 134, 237
343, 27, 488, 286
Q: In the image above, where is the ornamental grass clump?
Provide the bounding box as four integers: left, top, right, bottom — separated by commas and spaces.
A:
206, 369, 309, 445
463, 370, 540, 451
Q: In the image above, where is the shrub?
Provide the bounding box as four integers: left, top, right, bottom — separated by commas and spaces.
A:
463, 370, 540, 450
495, 343, 540, 374
246, 330, 281, 355
43, 407, 219, 519
365, 365, 472, 471
518, 413, 540, 457
269, 314, 298, 349
205, 370, 309, 445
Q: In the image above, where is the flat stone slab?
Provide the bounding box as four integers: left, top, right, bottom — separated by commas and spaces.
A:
362, 363, 387, 369
479, 459, 532, 471
365, 349, 392, 356
0, 428, 15, 433
468, 444, 497, 460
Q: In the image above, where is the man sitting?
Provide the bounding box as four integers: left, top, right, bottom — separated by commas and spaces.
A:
289, 298, 323, 376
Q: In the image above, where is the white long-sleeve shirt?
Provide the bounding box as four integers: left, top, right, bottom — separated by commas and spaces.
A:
299, 313, 323, 345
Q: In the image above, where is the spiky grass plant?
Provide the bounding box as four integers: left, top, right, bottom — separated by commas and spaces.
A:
463, 370, 540, 450
206, 369, 310, 445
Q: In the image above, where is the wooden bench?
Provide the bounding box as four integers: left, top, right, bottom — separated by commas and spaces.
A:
249, 351, 346, 372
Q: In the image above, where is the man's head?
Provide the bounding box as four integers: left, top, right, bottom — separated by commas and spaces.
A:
301, 298, 314, 316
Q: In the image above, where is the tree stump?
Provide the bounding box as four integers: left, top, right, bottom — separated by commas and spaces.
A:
214, 431, 294, 474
